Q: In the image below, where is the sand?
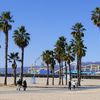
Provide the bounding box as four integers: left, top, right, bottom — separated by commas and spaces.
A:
0, 77, 100, 100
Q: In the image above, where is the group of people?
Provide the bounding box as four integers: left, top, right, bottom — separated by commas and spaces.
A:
16, 79, 76, 91
68, 80, 76, 90
17, 79, 27, 91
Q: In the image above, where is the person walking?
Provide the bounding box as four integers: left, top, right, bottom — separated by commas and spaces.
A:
22, 80, 27, 91
72, 80, 76, 90
16, 79, 22, 91
68, 80, 71, 90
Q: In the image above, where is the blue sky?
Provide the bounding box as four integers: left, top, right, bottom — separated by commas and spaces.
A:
0, 0, 100, 68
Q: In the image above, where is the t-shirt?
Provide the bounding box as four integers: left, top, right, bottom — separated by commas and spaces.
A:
72, 81, 76, 86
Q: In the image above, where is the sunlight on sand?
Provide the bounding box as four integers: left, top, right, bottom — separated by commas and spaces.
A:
0, 77, 100, 100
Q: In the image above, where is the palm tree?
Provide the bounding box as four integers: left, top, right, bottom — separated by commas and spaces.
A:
78, 41, 87, 85
8, 52, 21, 85
0, 11, 14, 85
54, 36, 66, 85
71, 23, 86, 86
63, 55, 68, 85
62, 54, 67, 85
13, 26, 30, 82
50, 51, 56, 85
42, 50, 52, 85
91, 7, 100, 30
62, 42, 75, 85
72, 39, 86, 85
66, 43, 75, 82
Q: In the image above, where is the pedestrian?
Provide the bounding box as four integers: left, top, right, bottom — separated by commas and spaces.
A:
22, 80, 27, 91
68, 80, 71, 90
72, 80, 76, 89
16, 79, 22, 91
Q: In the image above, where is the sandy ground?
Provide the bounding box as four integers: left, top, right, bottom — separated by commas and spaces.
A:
0, 77, 100, 100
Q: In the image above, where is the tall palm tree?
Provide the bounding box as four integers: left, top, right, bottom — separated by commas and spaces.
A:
78, 40, 87, 85
63, 55, 68, 85
66, 43, 75, 82
72, 39, 86, 85
13, 26, 30, 82
91, 7, 100, 30
42, 50, 52, 85
8, 52, 21, 85
54, 36, 66, 85
62, 42, 75, 85
71, 23, 86, 86
61, 41, 68, 85
0, 11, 14, 85
50, 51, 56, 85
62, 45, 68, 85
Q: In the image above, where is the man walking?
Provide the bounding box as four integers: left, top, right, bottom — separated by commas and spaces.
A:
68, 80, 71, 90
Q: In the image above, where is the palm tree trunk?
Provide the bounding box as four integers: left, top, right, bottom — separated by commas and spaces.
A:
59, 62, 61, 85
4, 32, 8, 85
21, 48, 24, 83
78, 57, 82, 86
52, 69, 54, 85
77, 56, 80, 86
61, 62, 64, 85
46, 64, 49, 85
14, 68, 16, 85
68, 62, 71, 81
65, 61, 67, 85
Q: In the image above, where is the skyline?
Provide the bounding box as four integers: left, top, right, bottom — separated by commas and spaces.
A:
0, 0, 100, 68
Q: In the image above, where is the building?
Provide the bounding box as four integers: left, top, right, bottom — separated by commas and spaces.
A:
81, 64, 100, 75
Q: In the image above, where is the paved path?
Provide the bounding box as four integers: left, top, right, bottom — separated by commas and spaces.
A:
0, 85, 100, 94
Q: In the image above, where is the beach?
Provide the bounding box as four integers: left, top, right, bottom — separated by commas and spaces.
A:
0, 77, 100, 100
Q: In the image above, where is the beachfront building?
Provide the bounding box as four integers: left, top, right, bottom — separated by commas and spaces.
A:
81, 64, 100, 75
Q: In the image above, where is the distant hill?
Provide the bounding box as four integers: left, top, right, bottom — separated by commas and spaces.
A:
0, 67, 30, 74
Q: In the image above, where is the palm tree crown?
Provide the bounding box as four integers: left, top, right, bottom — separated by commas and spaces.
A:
42, 50, 52, 65
13, 26, 30, 48
91, 7, 100, 28
0, 11, 14, 33
54, 36, 66, 63
71, 23, 86, 39
8, 52, 21, 67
